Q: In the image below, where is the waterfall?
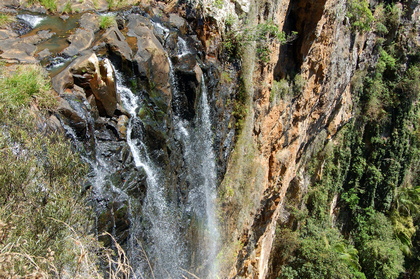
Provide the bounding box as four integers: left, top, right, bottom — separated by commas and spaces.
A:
188, 74, 219, 276
114, 67, 187, 278
177, 37, 191, 57
71, 43, 220, 278
171, 62, 220, 276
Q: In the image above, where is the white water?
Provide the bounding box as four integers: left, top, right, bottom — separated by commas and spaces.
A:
115, 67, 187, 278
17, 14, 45, 28
152, 21, 171, 40
171, 61, 219, 275
177, 37, 191, 57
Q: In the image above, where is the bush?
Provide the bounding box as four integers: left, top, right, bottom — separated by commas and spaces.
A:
0, 64, 105, 278
356, 212, 405, 279
271, 79, 290, 103
277, 220, 365, 279
270, 74, 304, 104
347, 0, 374, 32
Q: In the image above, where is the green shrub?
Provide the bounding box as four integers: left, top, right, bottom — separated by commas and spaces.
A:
270, 74, 304, 104
277, 220, 365, 279
0, 64, 106, 278
271, 79, 290, 103
99, 15, 116, 29
356, 213, 404, 279
347, 0, 374, 32
223, 21, 290, 62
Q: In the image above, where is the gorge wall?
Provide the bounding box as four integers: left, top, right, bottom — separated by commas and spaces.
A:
0, 0, 419, 278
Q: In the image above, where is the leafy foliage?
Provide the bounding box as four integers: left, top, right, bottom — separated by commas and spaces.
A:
223, 21, 294, 63
275, 219, 365, 279
347, 0, 374, 32
270, 74, 305, 104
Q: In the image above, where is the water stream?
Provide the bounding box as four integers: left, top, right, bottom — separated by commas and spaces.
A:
33, 11, 221, 277
115, 67, 188, 278
115, 48, 219, 276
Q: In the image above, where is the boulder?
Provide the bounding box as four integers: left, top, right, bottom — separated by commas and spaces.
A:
52, 52, 118, 117
127, 14, 171, 108
95, 27, 133, 61
36, 48, 51, 60
62, 28, 95, 57
169, 13, 188, 35
79, 12, 100, 32
57, 94, 90, 138
90, 58, 118, 117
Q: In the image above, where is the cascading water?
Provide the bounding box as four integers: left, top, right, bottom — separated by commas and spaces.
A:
27, 7, 226, 277
114, 68, 188, 278
60, 22, 221, 277
115, 43, 220, 276
175, 74, 220, 276
169, 39, 220, 276
17, 14, 45, 28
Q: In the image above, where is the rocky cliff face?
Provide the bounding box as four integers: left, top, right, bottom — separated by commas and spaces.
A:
0, 0, 418, 278
213, 0, 419, 278
216, 0, 355, 276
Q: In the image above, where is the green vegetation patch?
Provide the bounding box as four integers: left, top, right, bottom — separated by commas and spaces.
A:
347, 0, 374, 32
223, 21, 296, 63
0, 14, 15, 28
99, 15, 116, 29
27, 0, 57, 11
0, 64, 107, 277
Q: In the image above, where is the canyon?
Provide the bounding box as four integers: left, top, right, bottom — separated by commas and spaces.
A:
0, 0, 419, 278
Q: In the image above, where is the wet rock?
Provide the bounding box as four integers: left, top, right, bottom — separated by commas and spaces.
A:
36, 48, 51, 60
173, 53, 197, 74
60, 15, 69, 21
127, 14, 171, 109
94, 118, 119, 141
97, 200, 131, 246
169, 13, 188, 35
21, 30, 55, 44
62, 28, 95, 56
57, 94, 91, 139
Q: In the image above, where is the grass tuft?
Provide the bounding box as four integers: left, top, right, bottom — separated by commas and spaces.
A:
99, 15, 116, 29
0, 14, 15, 28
